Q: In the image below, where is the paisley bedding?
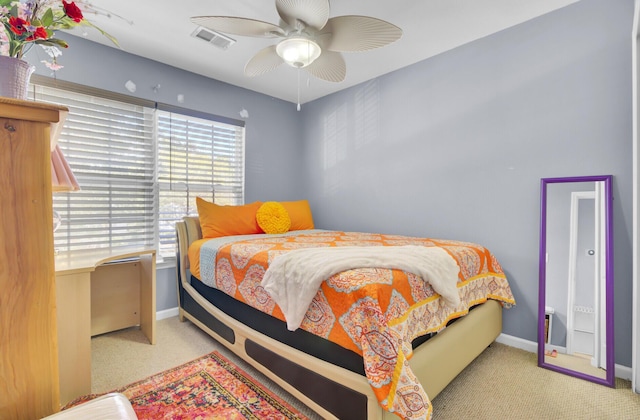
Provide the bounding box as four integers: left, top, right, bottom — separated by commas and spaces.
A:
188, 230, 515, 419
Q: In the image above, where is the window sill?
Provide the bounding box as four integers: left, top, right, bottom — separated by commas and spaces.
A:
156, 256, 176, 270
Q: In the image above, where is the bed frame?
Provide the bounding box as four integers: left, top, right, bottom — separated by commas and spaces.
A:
175, 217, 503, 419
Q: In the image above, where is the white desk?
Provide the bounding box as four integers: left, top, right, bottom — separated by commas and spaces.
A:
55, 247, 156, 407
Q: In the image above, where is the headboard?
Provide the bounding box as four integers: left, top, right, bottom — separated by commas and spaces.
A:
175, 216, 202, 286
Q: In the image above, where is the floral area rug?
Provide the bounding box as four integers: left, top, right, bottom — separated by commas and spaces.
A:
64, 351, 309, 419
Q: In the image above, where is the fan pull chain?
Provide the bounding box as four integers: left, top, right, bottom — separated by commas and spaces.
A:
297, 68, 301, 111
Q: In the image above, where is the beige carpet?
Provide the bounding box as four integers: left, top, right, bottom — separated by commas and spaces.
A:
431, 343, 640, 420
92, 316, 640, 419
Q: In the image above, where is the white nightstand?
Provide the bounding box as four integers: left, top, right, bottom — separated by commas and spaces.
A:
43, 393, 137, 419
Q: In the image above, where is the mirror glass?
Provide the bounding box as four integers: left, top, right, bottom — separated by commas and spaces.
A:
538, 175, 614, 387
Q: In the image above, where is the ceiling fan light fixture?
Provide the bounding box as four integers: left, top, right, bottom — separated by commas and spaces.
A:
276, 37, 321, 68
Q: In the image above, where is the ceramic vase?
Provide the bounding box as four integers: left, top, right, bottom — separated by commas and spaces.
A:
0, 56, 35, 100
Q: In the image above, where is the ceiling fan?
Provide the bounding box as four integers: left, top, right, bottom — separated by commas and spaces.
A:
191, 0, 403, 85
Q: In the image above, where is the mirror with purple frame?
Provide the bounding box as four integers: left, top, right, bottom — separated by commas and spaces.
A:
538, 175, 614, 387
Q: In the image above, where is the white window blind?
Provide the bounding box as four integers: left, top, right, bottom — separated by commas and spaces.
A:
32, 79, 245, 260
36, 85, 156, 253
156, 110, 245, 256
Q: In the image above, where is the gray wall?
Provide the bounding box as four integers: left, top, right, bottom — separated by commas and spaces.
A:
301, 0, 634, 366
26, 0, 634, 367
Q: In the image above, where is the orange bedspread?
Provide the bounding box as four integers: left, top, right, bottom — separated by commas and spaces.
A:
188, 231, 515, 419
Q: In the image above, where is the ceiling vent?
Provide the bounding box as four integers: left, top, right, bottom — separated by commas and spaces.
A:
191, 26, 235, 50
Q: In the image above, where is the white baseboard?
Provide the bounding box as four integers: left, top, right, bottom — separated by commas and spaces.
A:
617, 364, 634, 381
497, 333, 632, 381
496, 332, 538, 353
156, 307, 179, 320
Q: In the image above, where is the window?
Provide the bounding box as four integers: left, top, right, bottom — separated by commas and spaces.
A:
33, 78, 245, 260
156, 107, 245, 256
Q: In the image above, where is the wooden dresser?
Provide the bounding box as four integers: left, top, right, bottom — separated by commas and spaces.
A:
0, 97, 68, 418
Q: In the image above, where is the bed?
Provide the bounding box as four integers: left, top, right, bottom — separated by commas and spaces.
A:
175, 202, 515, 420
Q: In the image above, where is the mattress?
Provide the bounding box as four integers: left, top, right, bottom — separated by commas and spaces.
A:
186, 230, 515, 418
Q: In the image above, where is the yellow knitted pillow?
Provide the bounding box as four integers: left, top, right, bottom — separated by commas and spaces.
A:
256, 202, 291, 234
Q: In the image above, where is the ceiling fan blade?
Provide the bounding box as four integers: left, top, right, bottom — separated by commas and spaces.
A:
275, 0, 330, 31
320, 16, 402, 52
244, 45, 284, 77
191, 16, 285, 38
304, 51, 346, 83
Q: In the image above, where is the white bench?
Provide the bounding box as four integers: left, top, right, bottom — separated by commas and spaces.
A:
43, 393, 137, 419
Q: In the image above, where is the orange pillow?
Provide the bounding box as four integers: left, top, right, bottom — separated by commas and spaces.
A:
280, 200, 314, 231
196, 197, 262, 238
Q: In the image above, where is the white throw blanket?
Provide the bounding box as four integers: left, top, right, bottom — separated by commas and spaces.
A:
261, 245, 461, 331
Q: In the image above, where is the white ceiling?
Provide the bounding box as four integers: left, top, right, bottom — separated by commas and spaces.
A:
75, 0, 579, 105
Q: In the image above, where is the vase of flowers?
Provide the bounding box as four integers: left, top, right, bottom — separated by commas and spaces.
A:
0, 0, 117, 99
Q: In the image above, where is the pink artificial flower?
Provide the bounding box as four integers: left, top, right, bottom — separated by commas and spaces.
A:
42, 60, 64, 71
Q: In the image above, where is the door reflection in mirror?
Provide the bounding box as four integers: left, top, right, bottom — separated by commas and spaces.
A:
538, 175, 614, 387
